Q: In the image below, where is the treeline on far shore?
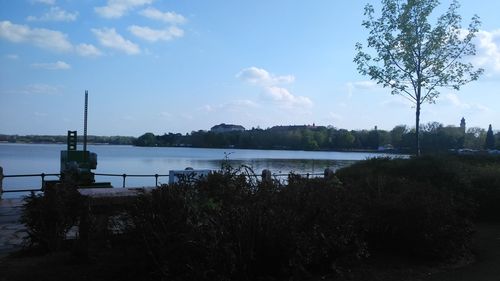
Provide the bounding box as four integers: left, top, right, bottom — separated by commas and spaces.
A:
135, 122, 500, 153
0, 134, 136, 145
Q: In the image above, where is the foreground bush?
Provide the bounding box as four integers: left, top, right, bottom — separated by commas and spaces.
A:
460, 156, 500, 221
335, 156, 498, 261
20, 155, 498, 279
126, 170, 366, 280
21, 183, 83, 252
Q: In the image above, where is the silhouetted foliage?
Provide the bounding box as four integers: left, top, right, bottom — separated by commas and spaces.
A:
21, 183, 83, 252
18, 156, 500, 280
133, 122, 495, 154
126, 168, 366, 280
0, 134, 135, 145
485, 124, 495, 149
335, 155, 500, 260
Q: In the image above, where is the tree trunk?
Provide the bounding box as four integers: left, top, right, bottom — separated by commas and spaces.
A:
415, 101, 421, 156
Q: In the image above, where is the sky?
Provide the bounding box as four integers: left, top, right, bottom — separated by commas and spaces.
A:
0, 0, 499, 137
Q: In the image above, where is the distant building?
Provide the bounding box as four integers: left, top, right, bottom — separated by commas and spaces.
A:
460, 117, 466, 133
270, 124, 323, 132
210, 123, 245, 133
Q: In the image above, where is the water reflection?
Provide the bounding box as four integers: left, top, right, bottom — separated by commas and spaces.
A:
208, 159, 357, 175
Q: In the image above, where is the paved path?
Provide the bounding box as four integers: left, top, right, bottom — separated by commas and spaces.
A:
0, 199, 27, 257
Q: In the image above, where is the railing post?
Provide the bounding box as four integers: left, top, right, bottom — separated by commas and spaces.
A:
155, 174, 159, 187
122, 174, 126, 188
261, 169, 272, 185
0, 166, 3, 199
324, 168, 335, 180
41, 173, 46, 189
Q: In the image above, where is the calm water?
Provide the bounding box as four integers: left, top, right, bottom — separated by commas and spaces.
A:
0, 143, 398, 197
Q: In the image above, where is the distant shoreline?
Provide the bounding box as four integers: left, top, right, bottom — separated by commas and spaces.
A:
0, 141, 406, 155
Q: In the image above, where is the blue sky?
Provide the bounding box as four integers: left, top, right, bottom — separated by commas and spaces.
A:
1, 0, 499, 137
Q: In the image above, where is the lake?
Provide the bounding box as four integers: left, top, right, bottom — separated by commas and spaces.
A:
0, 143, 399, 197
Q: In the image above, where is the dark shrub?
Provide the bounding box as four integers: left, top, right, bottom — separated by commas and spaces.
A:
127, 169, 366, 280
277, 176, 367, 273
21, 183, 83, 252
336, 156, 476, 261
464, 161, 500, 221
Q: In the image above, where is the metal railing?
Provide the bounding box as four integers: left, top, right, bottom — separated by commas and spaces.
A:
1, 173, 60, 193
0, 170, 328, 195
93, 173, 170, 188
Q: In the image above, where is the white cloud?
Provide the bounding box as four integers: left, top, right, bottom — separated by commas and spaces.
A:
351, 80, 378, 89
346, 80, 379, 97
92, 27, 140, 55
441, 93, 491, 113
32, 0, 55, 5
95, 0, 153, 18
0, 21, 103, 57
221, 100, 259, 112
264, 86, 313, 109
159, 111, 172, 118
442, 93, 463, 107
5, 54, 19, 59
31, 60, 71, 70
23, 84, 63, 95
325, 112, 343, 122
237, 67, 295, 85
380, 96, 413, 107
237, 67, 312, 110
0, 20, 73, 52
227, 99, 258, 107
474, 29, 500, 75
128, 25, 183, 42
139, 7, 186, 24
75, 43, 102, 57
27, 7, 78, 22
202, 105, 215, 112
202, 100, 259, 113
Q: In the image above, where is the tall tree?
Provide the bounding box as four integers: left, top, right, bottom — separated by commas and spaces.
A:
354, 0, 483, 155
484, 124, 495, 149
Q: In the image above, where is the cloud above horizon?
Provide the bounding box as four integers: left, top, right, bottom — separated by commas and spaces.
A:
0, 20, 72, 52
237, 67, 312, 109
441, 93, 491, 113
474, 29, 500, 76
264, 86, 313, 109
22, 84, 63, 95
129, 25, 183, 42
139, 7, 186, 24
95, 0, 154, 19
27, 6, 78, 22
31, 60, 71, 70
237, 66, 295, 86
0, 21, 101, 57
346, 80, 379, 97
92, 27, 140, 55
32, 0, 55, 5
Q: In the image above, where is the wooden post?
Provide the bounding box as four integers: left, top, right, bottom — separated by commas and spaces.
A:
324, 168, 335, 180
0, 166, 3, 199
261, 169, 272, 185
